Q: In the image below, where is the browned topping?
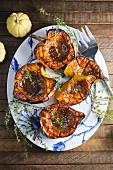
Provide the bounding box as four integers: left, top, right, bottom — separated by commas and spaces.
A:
22, 72, 45, 96
40, 103, 85, 138
13, 63, 56, 103
34, 29, 75, 70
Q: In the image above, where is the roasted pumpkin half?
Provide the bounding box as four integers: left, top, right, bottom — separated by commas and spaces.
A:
13, 63, 56, 103
40, 102, 85, 138
54, 75, 96, 105
34, 29, 75, 70
64, 55, 105, 82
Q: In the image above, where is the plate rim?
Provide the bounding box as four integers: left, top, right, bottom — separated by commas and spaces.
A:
7, 25, 109, 151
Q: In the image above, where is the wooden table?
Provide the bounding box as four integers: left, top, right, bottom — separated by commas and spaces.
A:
0, 0, 113, 169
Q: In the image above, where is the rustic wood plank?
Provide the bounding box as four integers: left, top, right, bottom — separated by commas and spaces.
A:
1, 164, 113, 170
0, 89, 7, 100
1, 23, 113, 37
0, 1, 65, 12
2, 164, 113, 170
1, 137, 113, 152
107, 99, 113, 110
76, 138, 113, 152
100, 49, 113, 62
103, 118, 113, 124
64, 0, 113, 1
2, 11, 113, 25
0, 151, 113, 164
1, 165, 113, 170
65, 1, 113, 12
0, 126, 16, 139
1, 1, 113, 12
0, 112, 13, 125
0, 100, 8, 111
0, 62, 11, 74
0, 12, 65, 24
106, 62, 113, 74
65, 12, 113, 24
0, 74, 7, 88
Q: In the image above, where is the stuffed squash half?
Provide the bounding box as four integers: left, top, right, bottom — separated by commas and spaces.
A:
13, 63, 56, 103
40, 102, 85, 138
34, 29, 75, 70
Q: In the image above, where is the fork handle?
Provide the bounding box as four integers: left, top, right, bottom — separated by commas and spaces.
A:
102, 79, 113, 96
30, 34, 46, 41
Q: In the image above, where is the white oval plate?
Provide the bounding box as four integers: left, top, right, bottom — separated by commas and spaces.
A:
7, 25, 109, 151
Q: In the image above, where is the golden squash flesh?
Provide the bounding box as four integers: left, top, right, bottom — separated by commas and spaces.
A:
13, 63, 56, 103
54, 75, 96, 105
64, 55, 105, 82
40, 102, 85, 138
34, 29, 75, 70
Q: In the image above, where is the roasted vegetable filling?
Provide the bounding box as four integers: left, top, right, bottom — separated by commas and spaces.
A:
54, 75, 96, 105
22, 71, 45, 96
34, 29, 75, 70
40, 103, 85, 138
51, 108, 75, 128
13, 63, 56, 103
64, 56, 105, 81
49, 40, 70, 61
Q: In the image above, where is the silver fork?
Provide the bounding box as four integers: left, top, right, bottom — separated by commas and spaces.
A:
75, 25, 113, 96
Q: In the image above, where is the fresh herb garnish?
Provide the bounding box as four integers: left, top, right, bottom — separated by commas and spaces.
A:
5, 106, 11, 129
25, 69, 36, 87
39, 7, 78, 53
74, 84, 81, 92
44, 104, 63, 126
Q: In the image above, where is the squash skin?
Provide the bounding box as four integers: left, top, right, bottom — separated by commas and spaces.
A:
40, 102, 85, 138
64, 55, 105, 82
54, 75, 96, 105
6, 12, 32, 38
34, 29, 75, 70
13, 63, 56, 103
0, 41, 6, 62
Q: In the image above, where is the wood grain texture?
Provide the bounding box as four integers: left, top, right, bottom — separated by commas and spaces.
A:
0, 165, 113, 170
0, 1, 113, 12
1, 131, 113, 152
0, 151, 113, 164
2, 11, 113, 24
2, 24, 113, 36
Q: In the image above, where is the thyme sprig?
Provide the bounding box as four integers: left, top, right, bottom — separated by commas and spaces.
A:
5, 98, 45, 149
90, 88, 112, 120
5, 95, 64, 152
5, 106, 11, 129
14, 123, 33, 157
42, 102, 63, 126
54, 71, 63, 93
39, 7, 66, 26
25, 69, 36, 87
39, 7, 78, 52
46, 107, 63, 126
14, 124, 21, 143
37, 136, 48, 151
